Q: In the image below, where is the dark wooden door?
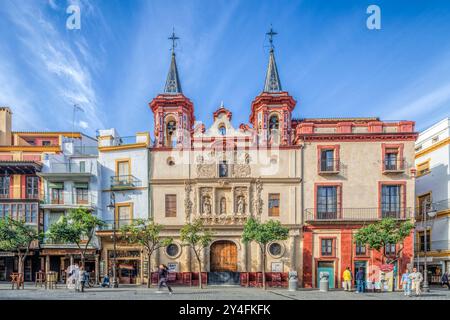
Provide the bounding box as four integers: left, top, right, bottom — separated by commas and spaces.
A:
210, 241, 237, 272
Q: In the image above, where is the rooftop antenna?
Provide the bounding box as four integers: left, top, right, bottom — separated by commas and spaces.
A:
71, 104, 84, 143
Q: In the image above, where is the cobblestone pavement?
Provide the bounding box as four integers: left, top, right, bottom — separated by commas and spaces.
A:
1, 283, 449, 300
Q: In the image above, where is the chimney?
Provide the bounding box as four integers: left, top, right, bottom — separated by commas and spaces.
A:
0, 107, 12, 146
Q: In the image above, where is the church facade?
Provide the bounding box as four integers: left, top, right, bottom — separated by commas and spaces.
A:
146, 32, 417, 287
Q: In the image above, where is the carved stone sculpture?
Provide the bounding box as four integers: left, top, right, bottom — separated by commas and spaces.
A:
237, 196, 245, 214
203, 196, 212, 215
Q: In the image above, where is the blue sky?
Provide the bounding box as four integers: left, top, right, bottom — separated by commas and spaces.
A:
0, 0, 450, 137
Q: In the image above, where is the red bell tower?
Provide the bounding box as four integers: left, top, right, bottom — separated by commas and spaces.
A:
249, 26, 296, 146
149, 30, 194, 149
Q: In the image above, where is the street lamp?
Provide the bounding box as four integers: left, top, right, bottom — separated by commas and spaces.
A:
422, 200, 436, 292
107, 192, 119, 288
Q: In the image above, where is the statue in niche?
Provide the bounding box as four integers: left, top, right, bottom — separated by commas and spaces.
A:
203, 196, 211, 215
220, 197, 227, 215
237, 196, 245, 214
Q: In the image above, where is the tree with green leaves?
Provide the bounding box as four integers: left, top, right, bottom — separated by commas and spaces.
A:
353, 218, 414, 264
180, 219, 213, 289
120, 219, 172, 288
46, 208, 105, 267
242, 218, 289, 290
0, 218, 42, 286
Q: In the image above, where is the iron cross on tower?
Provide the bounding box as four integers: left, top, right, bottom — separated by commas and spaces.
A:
266, 25, 277, 51
169, 28, 179, 54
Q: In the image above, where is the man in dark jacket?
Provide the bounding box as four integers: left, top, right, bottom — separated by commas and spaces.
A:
355, 268, 365, 293
157, 264, 173, 294
441, 272, 450, 289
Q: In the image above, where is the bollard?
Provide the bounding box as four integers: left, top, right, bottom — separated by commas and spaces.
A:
288, 271, 298, 292
319, 275, 329, 292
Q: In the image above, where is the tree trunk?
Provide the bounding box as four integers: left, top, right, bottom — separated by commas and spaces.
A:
18, 253, 25, 289
147, 252, 152, 288
198, 256, 203, 289
261, 244, 266, 290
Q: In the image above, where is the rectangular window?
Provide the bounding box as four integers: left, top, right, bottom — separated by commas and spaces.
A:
79, 161, 86, 173
46, 212, 64, 232
0, 176, 10, 198
268, 193, 280, 217
165, 194, 177, 217
317, 186, 338, 219
26, 176, 39, 199
384, 149, 398, 170
385, 243, 396, 255
117, 160, 129, 176
76, 188, 89, 204
417, 193, 431, 217
116, 204, 132, 228
418, 232, 431, 252
355, 242, 366, 256
321, 239, 334, 256
320, 149, 335, 172
381, 185, 401, 218
51, 187, 64, 204
416, 160, 430, 177
17, 204, 24, 220
432, 136, 439, 144
42, 140, 51, 146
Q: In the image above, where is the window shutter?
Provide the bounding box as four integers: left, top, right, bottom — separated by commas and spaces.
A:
165, 195, 177, 217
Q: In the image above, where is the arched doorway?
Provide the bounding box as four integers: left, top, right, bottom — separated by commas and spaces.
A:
209, 241, 239, 285
210, 240, 237, 272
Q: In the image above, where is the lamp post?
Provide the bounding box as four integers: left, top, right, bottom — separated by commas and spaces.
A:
107, 192, 119, 288
422, 199, 436, 293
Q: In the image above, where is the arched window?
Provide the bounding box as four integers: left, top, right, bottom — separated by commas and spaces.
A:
218, 124, 226, 136
165, 118, 177, 147
268, 114, 279, 143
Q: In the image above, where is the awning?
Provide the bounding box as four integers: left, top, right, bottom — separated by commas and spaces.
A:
0, 161, 42, 174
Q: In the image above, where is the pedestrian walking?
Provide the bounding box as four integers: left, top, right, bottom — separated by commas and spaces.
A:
355, 267, 365, 293
77, 266, 87, 292
441, 272, 450, 290
156, 264, 173, 294
401, 269, 412, 296
409, 267, 423, 296
342, 266, 352, 292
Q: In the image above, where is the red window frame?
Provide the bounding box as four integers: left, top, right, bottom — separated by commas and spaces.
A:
317, 145, 340, 173
319, 237, 336, 257
378, 181, 407, 219
381, 143, 404, 171
314, 183, 343, 219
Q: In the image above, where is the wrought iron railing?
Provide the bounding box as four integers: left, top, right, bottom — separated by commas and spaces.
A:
318, 158, 340, 173
97, 219, 137, 231
415, 199, 450, 219
304, 207, 413, 222
110, 175, 141, 189
383, 159, 405, 172
415, 240, 450, 253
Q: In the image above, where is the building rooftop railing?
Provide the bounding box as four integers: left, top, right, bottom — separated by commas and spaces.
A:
46, 162, 93, 174
73, 146, 98, 156
304, 207, 413, 222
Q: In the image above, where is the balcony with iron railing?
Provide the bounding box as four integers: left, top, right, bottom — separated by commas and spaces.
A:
415, 240, 450, 253
40, 191, 96, 208
318, 158, 340, 174
382, 159, 405, 174
97, 219, 135, 231
304, 207, 413, 223
415, 199, 450, 220
110, 175, 141, 190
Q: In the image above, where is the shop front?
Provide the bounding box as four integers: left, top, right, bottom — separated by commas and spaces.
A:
105, 249, 143, 285
0, 251, 40, 282
40, 249, 99, 283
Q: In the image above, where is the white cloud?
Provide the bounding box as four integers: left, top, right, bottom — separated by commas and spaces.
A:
79, 120, 89, 129
0, 0, 106, 134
